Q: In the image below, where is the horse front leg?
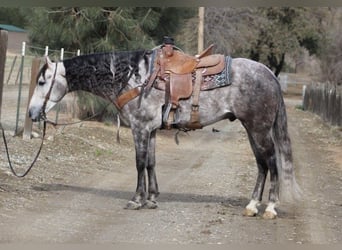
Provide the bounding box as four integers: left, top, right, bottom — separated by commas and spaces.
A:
125, 128, 149, 210
145, 129, 159, 209
125, 128, 159, 210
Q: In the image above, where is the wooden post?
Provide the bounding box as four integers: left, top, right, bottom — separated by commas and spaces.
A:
0, 30, 8, 120
14, 41, 26, 135
198, 7, 205, 54
23, 58, 41, 140
54, 48, 64, 124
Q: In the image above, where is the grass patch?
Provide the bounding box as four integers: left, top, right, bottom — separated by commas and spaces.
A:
295, 104, 304, 110
94, 148, 112, 157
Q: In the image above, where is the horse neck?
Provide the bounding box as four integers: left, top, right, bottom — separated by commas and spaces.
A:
63, 50, 151, 99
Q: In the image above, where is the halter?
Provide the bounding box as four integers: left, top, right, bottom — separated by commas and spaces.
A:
40, 62, 59, 123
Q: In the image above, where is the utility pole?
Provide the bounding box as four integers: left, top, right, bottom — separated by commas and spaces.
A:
198, 7, 204, 54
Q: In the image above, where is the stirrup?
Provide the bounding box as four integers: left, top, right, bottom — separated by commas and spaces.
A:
162, 103, 180, 127
162, 103, 172, 124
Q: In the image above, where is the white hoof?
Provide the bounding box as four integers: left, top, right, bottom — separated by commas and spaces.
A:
243, 208, 257, 217
144, 200, 158, 209
262, 210, 277, 219
124, 200, 142, 210
243, 199, 260, 217
263, 202, 277, 219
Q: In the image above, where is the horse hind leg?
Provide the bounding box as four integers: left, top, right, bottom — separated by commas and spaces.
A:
243, 131, 279, 219
243, 157, 268, 217
262, 152, 279, 219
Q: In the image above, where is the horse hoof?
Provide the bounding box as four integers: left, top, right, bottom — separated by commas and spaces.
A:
124, 200, 142, 210
144, 200, 158, 209
262, 211, 277, 219
243, 208, 257, 217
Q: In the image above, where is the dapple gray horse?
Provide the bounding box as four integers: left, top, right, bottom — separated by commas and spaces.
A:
28, 49, 301, 219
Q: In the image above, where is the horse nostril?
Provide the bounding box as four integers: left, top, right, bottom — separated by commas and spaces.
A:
28, 109, 40, 122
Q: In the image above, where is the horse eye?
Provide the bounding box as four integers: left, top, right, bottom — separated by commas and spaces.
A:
38, 81, 45, 86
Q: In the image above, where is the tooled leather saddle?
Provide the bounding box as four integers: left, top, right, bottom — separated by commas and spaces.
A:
116, 44, 232, 130
147, 44, 230, 130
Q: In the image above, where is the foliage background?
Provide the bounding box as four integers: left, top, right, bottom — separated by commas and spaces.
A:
1, 7, 340, 82
1, 7, 341, 120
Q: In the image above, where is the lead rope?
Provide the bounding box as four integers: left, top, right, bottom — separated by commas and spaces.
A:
0, 62, 59, 178
0, 121, 46, 178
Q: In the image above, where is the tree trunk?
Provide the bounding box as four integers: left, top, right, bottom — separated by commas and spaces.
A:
268, 52, 285, 77
274, 53, 285, 77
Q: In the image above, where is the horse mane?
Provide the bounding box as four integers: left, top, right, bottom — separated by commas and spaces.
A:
62, 49, 152, 93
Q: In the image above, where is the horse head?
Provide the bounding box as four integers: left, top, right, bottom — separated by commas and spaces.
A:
28, 57, 68, 122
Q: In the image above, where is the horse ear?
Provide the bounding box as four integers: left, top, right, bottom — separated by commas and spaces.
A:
45, 56, 53, 67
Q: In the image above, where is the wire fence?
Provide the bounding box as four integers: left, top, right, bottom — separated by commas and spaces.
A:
1, 42, 81, 134
5, 43, 79, 86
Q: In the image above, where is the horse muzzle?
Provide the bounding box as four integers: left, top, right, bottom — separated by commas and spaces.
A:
28, 106, 43, 122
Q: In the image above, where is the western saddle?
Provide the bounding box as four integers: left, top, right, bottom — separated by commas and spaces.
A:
148, 43, 225, 130
115, 41, 226, 130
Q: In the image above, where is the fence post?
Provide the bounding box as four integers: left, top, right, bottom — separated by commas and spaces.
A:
54, 48, 64, 124
280, 74, 288, 92
60, 48, 64, 61
23, 58, 41, 140
6, 55, 17, 84
0, 30, 8, 121
14, 41, 26, 135
45, 46, 49, 56
302, 85, 306, 108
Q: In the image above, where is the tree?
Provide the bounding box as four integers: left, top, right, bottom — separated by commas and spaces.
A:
319, 7, 342, 85
0, 7, 28, 27
250, 7, 324, 76
26, 7, 156, 54
150, 7, 196, 45
25, 7, 196, 55
205, 8, 262, 57
177, 7, 324, 76
175, 8, 262, 55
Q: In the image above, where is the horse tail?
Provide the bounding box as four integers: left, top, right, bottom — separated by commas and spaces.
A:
273, 95, 302, 202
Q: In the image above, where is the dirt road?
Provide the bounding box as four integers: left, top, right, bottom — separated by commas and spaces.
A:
0, 88, 341, 244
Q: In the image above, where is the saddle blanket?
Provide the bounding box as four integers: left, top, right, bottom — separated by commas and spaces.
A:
199, 56, 232, 91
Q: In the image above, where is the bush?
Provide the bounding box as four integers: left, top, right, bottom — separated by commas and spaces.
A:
320, 28, 342, 86
76, 91, 118, 123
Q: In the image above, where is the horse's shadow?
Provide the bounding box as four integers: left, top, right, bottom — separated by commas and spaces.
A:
31, 183, 249, 209
31, 183, 296, 218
